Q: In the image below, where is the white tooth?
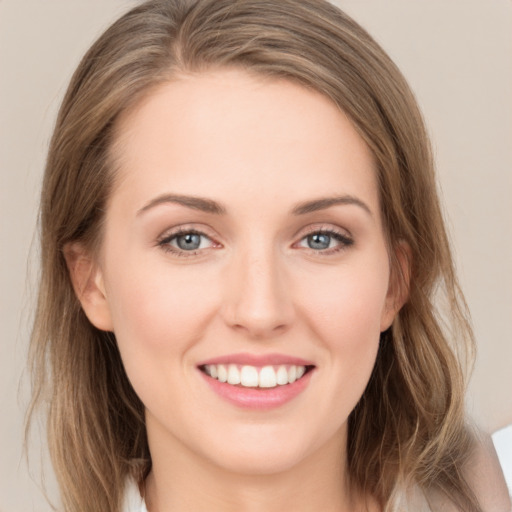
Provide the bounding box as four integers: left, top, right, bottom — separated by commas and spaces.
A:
217, 364, 228, 383
227, 364, 241, 385
276, 365, 288, 385
296, 365, 306, 379
259, 366, 277, 388
209, 365, 218, 379
203, 365, 212, 377
288, 365, 297, 384
240, 365, 259, 387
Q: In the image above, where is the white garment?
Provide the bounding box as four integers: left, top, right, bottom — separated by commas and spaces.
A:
391, 486, 432, 512
123, 479, 148, 512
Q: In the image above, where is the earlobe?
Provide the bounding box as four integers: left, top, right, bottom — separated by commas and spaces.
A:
380, 241, 411, 332
63, 242, 114, 331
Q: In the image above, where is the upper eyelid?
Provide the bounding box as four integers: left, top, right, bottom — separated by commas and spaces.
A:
295, 229, 353, 247
294, 223, 353, 240
157, 224, 219, 242
156, 223, 353, 248
158, 223, 350, 236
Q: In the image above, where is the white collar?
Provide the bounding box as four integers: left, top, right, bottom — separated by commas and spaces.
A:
123, 478, 148, 512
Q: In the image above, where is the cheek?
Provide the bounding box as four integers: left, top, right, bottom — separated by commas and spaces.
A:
296, 259, 388, 387
103, 252, 219, 367
298, 260, 389, 342
102, 259, 224, 421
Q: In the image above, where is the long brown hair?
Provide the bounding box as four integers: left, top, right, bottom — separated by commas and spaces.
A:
28, 1, 479, 510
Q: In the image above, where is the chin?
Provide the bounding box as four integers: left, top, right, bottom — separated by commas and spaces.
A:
199, 422, 340, 476
209, 445, 310, 476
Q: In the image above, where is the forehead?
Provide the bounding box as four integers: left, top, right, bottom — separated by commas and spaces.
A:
109, 68, 379, 217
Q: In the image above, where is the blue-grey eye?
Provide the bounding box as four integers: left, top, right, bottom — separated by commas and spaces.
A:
175, 233, 202, 250
307, 233, 332, 250
297, 230, 353, 252
158, 229, 216, 255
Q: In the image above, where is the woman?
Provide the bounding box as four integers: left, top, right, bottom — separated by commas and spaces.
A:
27, 0, 510, 511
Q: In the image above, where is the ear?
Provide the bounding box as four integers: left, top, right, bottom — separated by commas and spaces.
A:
380, 241, 411, 332
63, 242, 114, 331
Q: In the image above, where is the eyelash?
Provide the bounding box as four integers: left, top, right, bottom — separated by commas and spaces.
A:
297, 227, 354, 255
157, 227, 218, 257
157, 226, 354, 258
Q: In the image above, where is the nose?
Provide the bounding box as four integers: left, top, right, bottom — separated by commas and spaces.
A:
221, 245, 294, 339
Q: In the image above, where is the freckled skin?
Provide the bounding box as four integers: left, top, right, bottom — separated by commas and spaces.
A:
83, 69, 399, 511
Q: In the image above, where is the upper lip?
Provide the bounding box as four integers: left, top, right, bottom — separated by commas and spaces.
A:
197, 352, 315, 367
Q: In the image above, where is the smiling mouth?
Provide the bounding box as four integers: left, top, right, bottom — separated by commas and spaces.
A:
199, 364, 315, 389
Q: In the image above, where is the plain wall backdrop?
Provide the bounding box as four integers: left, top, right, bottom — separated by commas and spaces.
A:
1, 1, 511, 510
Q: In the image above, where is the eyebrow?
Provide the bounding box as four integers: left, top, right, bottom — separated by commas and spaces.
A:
137, 194, 227, 216
291, 195, 372, 216
137, 193, 372, 217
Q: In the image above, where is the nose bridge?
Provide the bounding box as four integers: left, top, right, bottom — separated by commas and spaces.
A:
222, 236, 293, 337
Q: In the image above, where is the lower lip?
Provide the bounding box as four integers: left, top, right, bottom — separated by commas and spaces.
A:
199, 370, 313, 410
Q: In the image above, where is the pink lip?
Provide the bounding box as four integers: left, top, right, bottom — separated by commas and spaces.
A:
197, 353, 315, 410
199, 371, 313, 410
197, 352, 314, 367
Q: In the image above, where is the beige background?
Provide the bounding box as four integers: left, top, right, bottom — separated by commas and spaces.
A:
1, 1, 511, 510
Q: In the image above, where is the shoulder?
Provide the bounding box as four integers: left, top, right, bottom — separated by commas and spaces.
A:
392, 429, 511, 512
424, 429, 511, 512
463, 429, 511, 512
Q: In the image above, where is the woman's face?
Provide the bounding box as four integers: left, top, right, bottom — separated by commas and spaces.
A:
81, 69, 402, 476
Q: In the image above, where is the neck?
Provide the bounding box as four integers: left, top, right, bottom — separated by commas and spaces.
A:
144, 418, 373, 512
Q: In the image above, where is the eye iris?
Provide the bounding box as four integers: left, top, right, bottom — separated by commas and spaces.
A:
176, 233, 201, 250
308, 233, 331, 250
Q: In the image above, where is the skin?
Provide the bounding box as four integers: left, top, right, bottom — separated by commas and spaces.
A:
68, 69, 407, 512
